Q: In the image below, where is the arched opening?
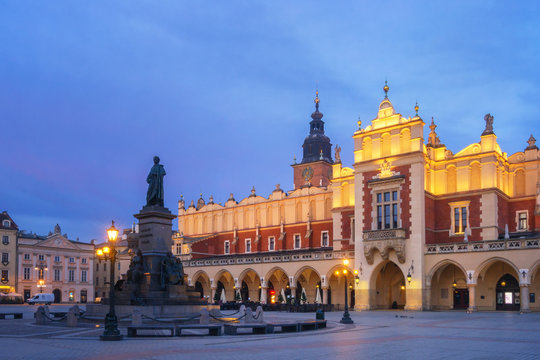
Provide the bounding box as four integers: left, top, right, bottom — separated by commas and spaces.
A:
195, 281, 204, 298
515, 169, 526, 196
192, 271, 211, 302
476, 259, 520, 311
372, 261, 405, 309
53, 288, 61, 303
295, 267, 322, 304
428, 262, 468, 310
328, 265, 354, 308
362, 137, 372, 160
239, 269, 260, 302
470, 162, 481, 190
215, 271, 234, 303
496, 274, 520, 311
265, 268, 289, 304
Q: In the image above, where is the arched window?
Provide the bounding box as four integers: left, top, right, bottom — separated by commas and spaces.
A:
362, 137, 372, 160
470, 162, 481, 190
515, 169, 525, 196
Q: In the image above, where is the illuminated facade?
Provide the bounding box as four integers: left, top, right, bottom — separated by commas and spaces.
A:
17, 224, 95, 303
176, 95, 354, 306
347, 83, 540, 311
176, 84, 540, 311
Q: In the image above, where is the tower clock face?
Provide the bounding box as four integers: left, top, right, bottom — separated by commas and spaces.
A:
302, 166, 314, 181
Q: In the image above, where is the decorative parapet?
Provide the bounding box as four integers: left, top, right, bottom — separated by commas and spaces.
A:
363, 228, 406, 265
425, 238, 540, 254
183, 249, 354, 268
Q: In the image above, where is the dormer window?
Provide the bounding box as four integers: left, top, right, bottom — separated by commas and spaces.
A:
2, 220, 10, 227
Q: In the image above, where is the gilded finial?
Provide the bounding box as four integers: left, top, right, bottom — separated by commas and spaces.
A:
357, 116, 362, 130
383, 80, 389, 99
415, 101, 419, 116
314, 90, 320, 111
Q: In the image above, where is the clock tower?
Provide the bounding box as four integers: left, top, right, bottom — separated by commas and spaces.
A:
292, 91, 334, 189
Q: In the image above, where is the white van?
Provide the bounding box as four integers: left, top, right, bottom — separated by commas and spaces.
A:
27, 293, 54, 305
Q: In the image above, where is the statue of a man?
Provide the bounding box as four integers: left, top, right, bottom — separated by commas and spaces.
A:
146, 156, 166, 207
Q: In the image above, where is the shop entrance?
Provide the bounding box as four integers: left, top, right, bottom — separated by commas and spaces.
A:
496, 274, 520, 311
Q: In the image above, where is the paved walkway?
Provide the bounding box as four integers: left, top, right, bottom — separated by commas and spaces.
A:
1, 306, 539, 359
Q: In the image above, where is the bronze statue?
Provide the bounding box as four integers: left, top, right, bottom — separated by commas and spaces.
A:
146, 156, 166, 207
127, 250, 144, 284
160, 252, 184, 288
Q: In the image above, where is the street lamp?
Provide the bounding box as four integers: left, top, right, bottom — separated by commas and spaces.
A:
338, 259, 353, 324
34, 262, 48, 293
96, 221, 123, 341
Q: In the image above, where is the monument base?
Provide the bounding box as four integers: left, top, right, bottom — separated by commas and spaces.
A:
86, 303, 220, 319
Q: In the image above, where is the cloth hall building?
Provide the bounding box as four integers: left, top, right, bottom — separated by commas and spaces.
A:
175, 85, 540, 312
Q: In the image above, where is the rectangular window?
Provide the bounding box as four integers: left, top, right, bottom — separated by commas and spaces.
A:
23, 267, 31, 280
54, 256, 61, 263
321, 231, 329, 247
118, 263, 120, 270
245, 239, 251, 253
1, 253, 8, 263
24, 253, 30, 260
224, 240, 230, 255
175, 243, 182, 255
450, 202, 470, 235
268, 236, 275, 251
96, 277, 99, 286
38, 254, 44, 261
54, 269, 61, 281
518, 211, 528, 231
103, 263, 107, 272
1, 270, 7, 283
2, 236, 8, 245
81, 270, 87, 282
69, 257, 75, 263
376, 191, 399, 230
96, 263, 99, 272
69, 270, 75, 282
81, 258, 87, 264
294, 234, 301, 249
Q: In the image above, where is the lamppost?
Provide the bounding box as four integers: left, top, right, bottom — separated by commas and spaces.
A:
96, 221, 123, 341
338, 259, 354, 324
34, 262, 48, 293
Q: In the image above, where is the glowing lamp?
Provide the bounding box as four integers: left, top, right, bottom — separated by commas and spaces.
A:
107, 221, 119, 242
343, 269, 348, 274
355, 278, 360, 284
354, 270, 358, 275
343, 259, 349, 266
400, 285, 405, 290
335, 270, 339, 276
501, 281, 506, 287
407, 271, 412, 284
103, 247, 110, 254
452, 281, 457, 288
96, 249, 103, 256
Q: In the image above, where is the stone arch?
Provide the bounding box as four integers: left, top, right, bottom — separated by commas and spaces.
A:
474, 257, 520, 311
529, 259, 540, 283
341, 182, 350, 207
475, 257, 520, 283
238, 268, 261, 302
369, 260, 406, 309
514, 168, 526, 196
265, 267, 290, 303
381, 133, 391, 157
264, 266, 289, 283
293, 266, 322, 304
362, 137, 372, 160
214, 269, 235, 302
426, 259, 468, 287
427, 259, 469, 310
470, 161, 481, 190
447, 165, 457, 193
327, 263, 354, 307
400, 128, 411, 153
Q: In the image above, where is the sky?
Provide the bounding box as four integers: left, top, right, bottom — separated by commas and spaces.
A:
1, 1, 539, 242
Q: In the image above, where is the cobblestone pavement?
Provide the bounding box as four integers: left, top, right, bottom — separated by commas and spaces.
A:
1, 306, 540, 360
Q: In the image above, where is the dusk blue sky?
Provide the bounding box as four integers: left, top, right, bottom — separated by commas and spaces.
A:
1, 2, 539, 242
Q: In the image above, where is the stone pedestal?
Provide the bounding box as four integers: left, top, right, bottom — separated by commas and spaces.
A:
134, 205, 176, 293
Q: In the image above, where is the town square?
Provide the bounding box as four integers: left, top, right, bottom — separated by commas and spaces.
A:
1, 1, 539, 359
